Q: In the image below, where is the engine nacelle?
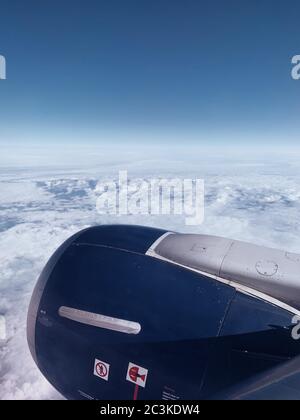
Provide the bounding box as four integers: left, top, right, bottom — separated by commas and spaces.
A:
27, 225, 300, 400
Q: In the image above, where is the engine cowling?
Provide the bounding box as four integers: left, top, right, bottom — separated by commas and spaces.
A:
27, 225, 300, 400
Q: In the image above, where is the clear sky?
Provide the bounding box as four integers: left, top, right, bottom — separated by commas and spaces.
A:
0, 0, 300, 147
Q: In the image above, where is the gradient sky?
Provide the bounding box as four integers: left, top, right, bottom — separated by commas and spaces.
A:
0, 0, 300, 146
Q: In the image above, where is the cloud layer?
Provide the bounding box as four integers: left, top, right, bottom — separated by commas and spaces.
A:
1, 153, 300, 399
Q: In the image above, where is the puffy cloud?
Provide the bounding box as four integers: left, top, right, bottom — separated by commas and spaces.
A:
1, 154, 300, 399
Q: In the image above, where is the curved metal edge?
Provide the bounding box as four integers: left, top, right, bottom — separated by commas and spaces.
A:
58, 306, 141, 335
26, 227, 92, 366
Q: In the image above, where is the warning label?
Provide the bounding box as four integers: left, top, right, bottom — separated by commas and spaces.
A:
93, 359, 110, 381
126, 362, 148, 388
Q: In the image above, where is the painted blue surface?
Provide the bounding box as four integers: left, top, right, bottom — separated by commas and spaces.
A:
36, 242, 234, 399
202, 292, 300, 398
73, 224, 167, 254
31, 225, 300, 400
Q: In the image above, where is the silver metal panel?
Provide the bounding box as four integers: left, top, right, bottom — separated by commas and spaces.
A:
59, 306, 141, 335
221, 241, 300, 310
153, 234, 234, 277
152, 233, 300, 310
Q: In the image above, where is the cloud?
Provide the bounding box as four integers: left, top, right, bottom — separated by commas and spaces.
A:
1, 154, 300, 399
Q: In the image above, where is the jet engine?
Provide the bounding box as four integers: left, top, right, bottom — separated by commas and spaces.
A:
27, 225, 300, 400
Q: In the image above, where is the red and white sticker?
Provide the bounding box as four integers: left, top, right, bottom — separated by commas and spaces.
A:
126, 362, 148, 388
93, 359, 110, 381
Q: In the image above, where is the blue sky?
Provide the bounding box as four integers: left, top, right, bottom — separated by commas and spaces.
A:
0, 0, 299, 146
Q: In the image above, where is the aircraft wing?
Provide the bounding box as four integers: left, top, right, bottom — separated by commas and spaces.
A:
217, 354, 300, 400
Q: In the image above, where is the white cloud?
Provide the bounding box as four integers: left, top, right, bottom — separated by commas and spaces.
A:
1, 152, 300, 399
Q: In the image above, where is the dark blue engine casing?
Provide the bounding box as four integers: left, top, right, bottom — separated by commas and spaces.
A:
27, 225, 300, 400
